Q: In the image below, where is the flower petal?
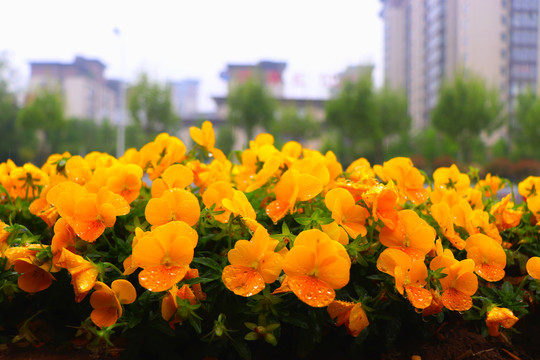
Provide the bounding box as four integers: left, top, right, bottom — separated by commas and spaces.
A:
287, 275, 335, 307
221, 265, 265, 297
138, 265, 188, 292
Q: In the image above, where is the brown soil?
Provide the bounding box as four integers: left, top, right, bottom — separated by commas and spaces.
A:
382, 314, 539, 360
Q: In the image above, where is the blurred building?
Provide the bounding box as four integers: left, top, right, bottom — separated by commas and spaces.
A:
214, 60, 326, 122
381, 0, 540, 131
211, 60, 327, 148
330, 64, 375, 97
28, 56, 123, 123
170, 79, 199, 118
220, 60, 287, 97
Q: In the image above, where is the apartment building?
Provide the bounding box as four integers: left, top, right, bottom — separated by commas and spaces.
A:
381, 0, 540, 131
29, 56, 123, 123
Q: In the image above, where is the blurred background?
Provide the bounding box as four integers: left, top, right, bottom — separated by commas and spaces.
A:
1, 0, 540, 180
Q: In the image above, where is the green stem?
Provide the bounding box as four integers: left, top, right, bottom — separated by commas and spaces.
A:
103, 262, 125, 277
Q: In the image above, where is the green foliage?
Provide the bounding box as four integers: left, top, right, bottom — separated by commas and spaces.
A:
16, 88, 65, 164
512, 89, 540, 160
0, 57, 21, 163
325, 73, 410, 165
58, 118, 117, 156
226, 78, 276, 144
270, 106, 321, 147
127, 72, 179, 139
215, 123, 235, 155
431, 70, 504, 164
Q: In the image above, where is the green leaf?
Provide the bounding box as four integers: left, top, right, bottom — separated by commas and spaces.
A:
294, 217, 312, 225
192, 257, 223, 273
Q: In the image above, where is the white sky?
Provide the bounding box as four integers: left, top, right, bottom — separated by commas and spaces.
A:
1, 0, 384, 112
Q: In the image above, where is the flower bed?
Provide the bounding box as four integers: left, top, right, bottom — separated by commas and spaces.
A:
0, 121, 539, 359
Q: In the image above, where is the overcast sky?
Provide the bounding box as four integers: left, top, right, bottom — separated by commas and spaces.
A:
1, 0, 384, 111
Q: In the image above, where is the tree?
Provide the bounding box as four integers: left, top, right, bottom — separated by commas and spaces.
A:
127, 72, 179, 139
270, 106, 321, 147
226, 78, 276, 143
513, 89, 540, 160
325, 73, 410, 165
431, 71, 503, 164
17, 88, 65, 163
0, 56, 21, 163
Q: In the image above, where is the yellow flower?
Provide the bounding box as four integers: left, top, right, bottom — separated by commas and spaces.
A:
145, 188, 200, 228
374, 157, 428, 205
379, 209, 436, 260
55, 248, 100, 302
327, 300, 369, 337
222, 227, 283, 296
486, 307, 518, 337
222, 190, 261, 231
266, 168, 322, 223
433, 164, 470, 195
132, 221, 198, 292
280, 229, 350, 307
190, 120, 216, 151
47, 181, 130, 242
465, 234, 506, 282
151, 164, 194, 198
90, 280, 136, 328
325, 188, 368, 240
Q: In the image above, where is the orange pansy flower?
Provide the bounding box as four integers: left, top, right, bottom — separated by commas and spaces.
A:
422, 289, 444, 317
430, 247, 478, 312
202, 181, 235, 223
526, 195, 540, 225
145, 188, 200, 228
161, 284, 198, 328
321, 222, 349, 246
8, 163, 49, 200
55, 248, 100, 302
266, 168, 323, 223
379, 209, 436, 260
103, 164, 143, 204
465, 234, 506, 282
486, 307, 519, 337
222, 227, 283, 297
0, 220, 10, 254
526, 256, 540, 279
47, 181, 130, 242
132, 221, 198, 292
490, 194, 522, 231
327, 300, 369, 337
64, 155, 93, 185
476, 173, 504, 198
222, 190, 261, 231
280, 229, 350, 307
361, 182, 399, 230
325, 188, 368, 240
29, 184, 59, 227
376, 248, 432, 309
4, 246, 54, 294
50, 218, 77, 265
244, 154, 282, 192
430, 202, 466, 250
429, 187, 461, 208
190, 120, 216, 151
373, 157, 428, 205
90, 280, 136, 328
433, 164, 470, 195
151, 164, 194, 198
518, 175, 540, 200
138, 133, 187, 180
451, 200, 502, 244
